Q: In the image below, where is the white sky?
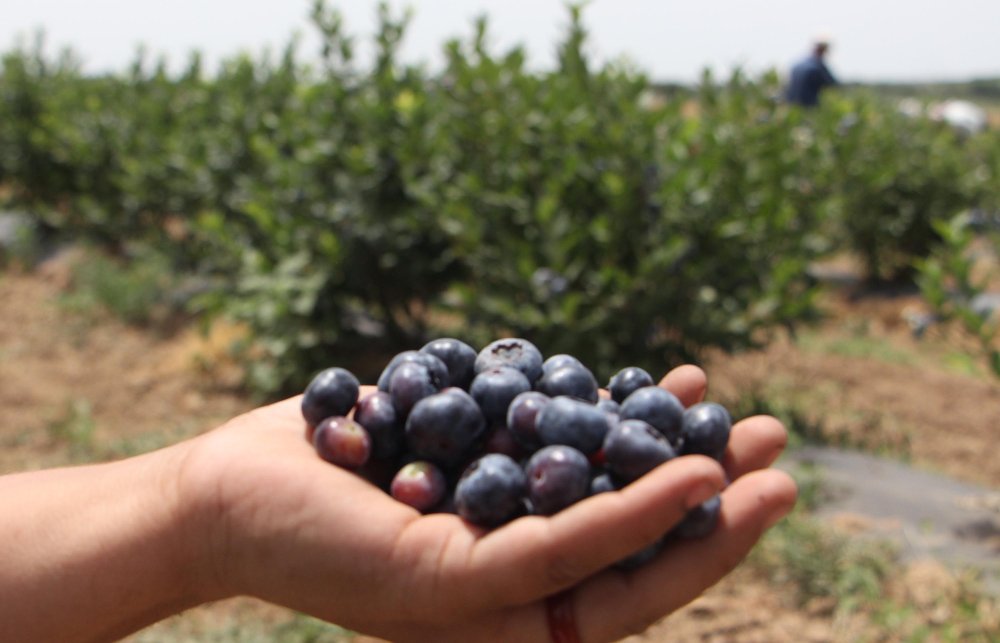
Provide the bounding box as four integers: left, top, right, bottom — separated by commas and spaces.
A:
3, 1, 999, 83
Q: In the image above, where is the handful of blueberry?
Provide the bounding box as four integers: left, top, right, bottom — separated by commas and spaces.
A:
301, 337, 732, 567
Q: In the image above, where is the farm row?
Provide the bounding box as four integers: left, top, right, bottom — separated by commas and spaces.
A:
2, 2, 998, 394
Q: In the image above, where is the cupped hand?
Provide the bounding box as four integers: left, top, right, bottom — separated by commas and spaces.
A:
176, 364, 797, 643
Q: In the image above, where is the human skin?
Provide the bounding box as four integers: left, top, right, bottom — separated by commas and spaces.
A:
0, 364, 796, 643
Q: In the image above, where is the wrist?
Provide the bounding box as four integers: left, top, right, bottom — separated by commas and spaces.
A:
166, 433, 243, 605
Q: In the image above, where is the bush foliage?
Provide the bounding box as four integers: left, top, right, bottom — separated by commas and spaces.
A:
1, 2, 997, 394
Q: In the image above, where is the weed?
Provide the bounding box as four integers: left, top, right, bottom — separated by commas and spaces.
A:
130, 609, 354, 642
45, 398, 97, 462
749, 467, 1000, 641
59, 248, 177, 327
751, 503, 895, 609
0, 213, 46, 268
726, 386, 829, 448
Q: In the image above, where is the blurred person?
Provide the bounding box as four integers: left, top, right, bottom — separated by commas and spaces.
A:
785, 36, 839, 107
0, 365, 796, 643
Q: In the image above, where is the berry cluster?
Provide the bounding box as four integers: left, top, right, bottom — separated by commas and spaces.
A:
301, 337, 732, 567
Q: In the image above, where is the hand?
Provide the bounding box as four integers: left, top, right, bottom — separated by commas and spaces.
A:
178, 364, 797, 642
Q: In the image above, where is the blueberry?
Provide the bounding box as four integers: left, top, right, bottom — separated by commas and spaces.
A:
505, 391, 550, 451
535, 364, 599, 403
355, 457, 400, 493
525, 445, 592, 515
541, 353, 584, 376
603, 419, 677, 482
455, 454, 528, 528
470, 366, 532, 426
669, 495, 722, 539
596, 398, 621, 416
535, 396, 610, 455
420, 338, 478, 391
474, 338, 544, 385
313, 416, 371, 469
680, 402, 732, 463
608, 367, 655, 404
389, 361, 443, 419
483, 424, 527, 460
589, 471, 624, 496
353, 391, 403, 460
301, 367, 360, 428
390, 461, 448, 513
619, 386, 684, 444
378, 350, 449, 392
404, 388, 486, 468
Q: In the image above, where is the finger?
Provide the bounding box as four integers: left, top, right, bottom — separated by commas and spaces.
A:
465, 455, 726, 606
233, 395, 305, 435
574, 468, 798, 642
658, 364, 707, 407
723, 415, 789, 481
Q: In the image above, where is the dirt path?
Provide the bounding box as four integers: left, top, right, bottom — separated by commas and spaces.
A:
781, 445, 1000, 594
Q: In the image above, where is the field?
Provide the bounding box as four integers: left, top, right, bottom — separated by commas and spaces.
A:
2, 4, 1000, 639
2, 247, 998, 642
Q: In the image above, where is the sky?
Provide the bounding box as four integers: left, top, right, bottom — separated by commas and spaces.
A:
3, 1, 999, 84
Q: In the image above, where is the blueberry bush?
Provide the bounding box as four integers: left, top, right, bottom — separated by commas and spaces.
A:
811, 92, 995, 283
1, 1, 997, 394
916, 213, 1000, 377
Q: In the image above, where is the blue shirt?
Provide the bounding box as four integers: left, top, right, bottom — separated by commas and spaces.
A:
785, 55, 837, 107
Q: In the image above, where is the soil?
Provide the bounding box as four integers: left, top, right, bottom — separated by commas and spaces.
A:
707, 289, 1000, 488
0, 261, 249, 474
2, 253, 999, 642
